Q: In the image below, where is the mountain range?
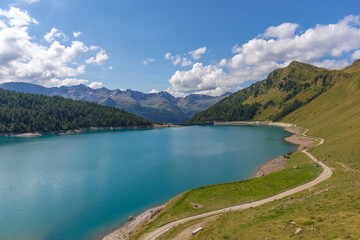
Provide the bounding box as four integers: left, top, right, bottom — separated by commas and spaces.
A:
0, 82, 230, 123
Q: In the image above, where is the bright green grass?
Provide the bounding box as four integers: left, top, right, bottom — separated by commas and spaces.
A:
132, 151, 321, 239
177, 72, 360, 239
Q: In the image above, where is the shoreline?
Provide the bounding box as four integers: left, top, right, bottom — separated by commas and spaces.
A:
0, 125, 172, 138
102, 204, 166, 240
102, 121, 314, 240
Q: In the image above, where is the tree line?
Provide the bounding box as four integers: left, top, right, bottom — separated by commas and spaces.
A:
0, 89, 153, 134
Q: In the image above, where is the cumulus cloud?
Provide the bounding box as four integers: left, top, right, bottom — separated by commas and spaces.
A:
56, 78, 88, 87
85, 50, 108, 65
168, 15, 360, 96
0, 7, 38, 26
142, 58, 155, 65
73, 31, 82, 37
169, 63, 241, 96
44, 28, 67, 43
263, 23, 299, 39
0, 6, 107, 87
165, 53, 181, 65
165, 53, 194, 66
148, 89, 159, 93
352, 50, 360, 60
88, 81, 103, 89
189, 47, 207, 60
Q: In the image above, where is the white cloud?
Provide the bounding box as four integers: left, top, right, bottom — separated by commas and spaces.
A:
56, 78, 88, 87
142, 58, 155, 65
90, 45, 99, 50
21, 0, 40, 4
164, 52, 181, 65
73, 31, 82, 38
169, 63, 241, 96
0, 7, 38, 26
189, 47, 207, 60
85, 50, 108, 65
44, 28, 67, 43
263, 23, 299, 39
181, 57, 192, 66
0, 7, 106, 87
148, 89, 159, 93
219, 59, 227, 67
168, 15, 360, 96
352, 50, 360, 60
108, 66, 113, 70
312, 59, 349, 70
88, 81, 103, 89
165, 53, 193, 66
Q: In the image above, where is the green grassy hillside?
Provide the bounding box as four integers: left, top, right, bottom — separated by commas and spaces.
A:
134, 60, 360, 239
189, 61, 356, 123
159, 63, 360, 239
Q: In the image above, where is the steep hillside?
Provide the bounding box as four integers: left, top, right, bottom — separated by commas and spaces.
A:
0, 88, 152, 134
0, 83, 229, 123
179, 64, 360, 239
189, 61, 347, 123
148, 60, 360, 239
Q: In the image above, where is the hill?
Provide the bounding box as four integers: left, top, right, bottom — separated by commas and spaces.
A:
0, 82, 229, 123
0, 88, 152, 134
188, 61, 344, 123
136, 60, 360, 239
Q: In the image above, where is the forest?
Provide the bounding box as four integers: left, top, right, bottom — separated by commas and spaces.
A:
0, 89, 153, 134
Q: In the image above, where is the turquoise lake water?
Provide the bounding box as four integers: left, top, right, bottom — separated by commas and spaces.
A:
0, 125, 295, 240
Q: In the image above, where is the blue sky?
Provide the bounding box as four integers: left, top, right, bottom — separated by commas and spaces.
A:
0, 0, 360, 96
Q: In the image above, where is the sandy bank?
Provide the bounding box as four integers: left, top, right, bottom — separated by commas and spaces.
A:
103, 204, 166, 240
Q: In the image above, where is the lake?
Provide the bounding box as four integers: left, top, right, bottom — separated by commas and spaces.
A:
0, 125, 295, 239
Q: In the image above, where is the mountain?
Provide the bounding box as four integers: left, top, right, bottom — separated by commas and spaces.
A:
138, 60, 360, 238
0, 82, 230, 123
189, 60, 349, 123
0, 88, 152, 134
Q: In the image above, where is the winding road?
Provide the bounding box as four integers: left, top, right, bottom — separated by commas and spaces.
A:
140, 125, 332, 240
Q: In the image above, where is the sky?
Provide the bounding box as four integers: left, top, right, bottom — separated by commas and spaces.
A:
0, 0, 360, 96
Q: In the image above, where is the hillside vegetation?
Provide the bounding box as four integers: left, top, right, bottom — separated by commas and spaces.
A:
189, 61, 353, 123
0, 88, 152, 134
154, 61, 360, 239
133, 60, 360, 239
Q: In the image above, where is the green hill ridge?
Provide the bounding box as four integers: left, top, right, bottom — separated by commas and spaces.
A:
189, 60, 357, 123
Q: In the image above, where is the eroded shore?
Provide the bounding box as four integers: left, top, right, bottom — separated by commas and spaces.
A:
102, 121, 314, 240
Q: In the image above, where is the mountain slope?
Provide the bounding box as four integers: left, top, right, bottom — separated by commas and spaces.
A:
0, 88, 152, 134
189, 61, 348, 123
0, 82, 229, 123
179, 62, 360, 239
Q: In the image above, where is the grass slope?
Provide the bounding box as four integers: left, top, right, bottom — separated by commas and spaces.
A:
135, 60, 360, 239
166, 64, 360, 239
188, 61, 355, 123
132, 151, 321, 239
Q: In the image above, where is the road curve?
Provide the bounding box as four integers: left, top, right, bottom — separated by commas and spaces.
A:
140, 127, 332, 240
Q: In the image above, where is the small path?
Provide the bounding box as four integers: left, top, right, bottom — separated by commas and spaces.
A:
336, 162, 360, 173
140, 124, 333, 240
